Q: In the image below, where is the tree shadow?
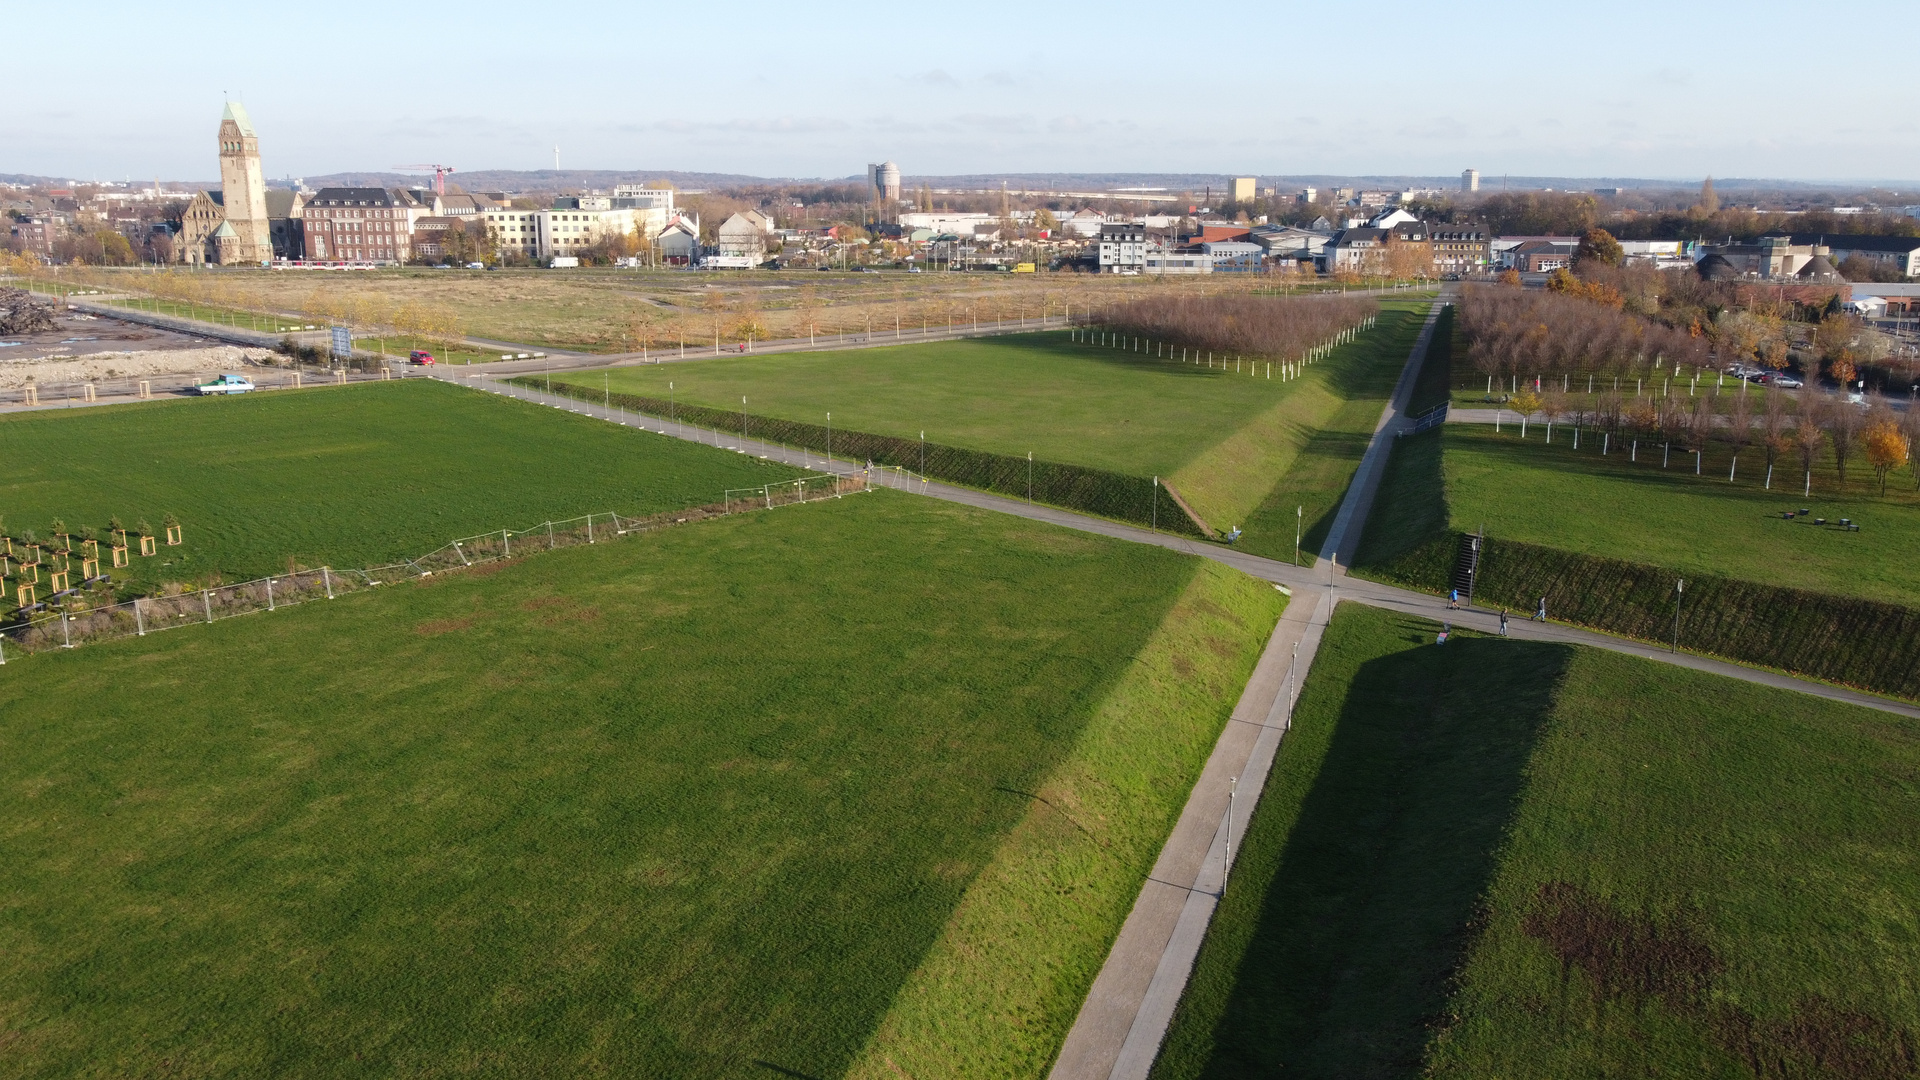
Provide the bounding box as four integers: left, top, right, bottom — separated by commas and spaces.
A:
1193, 624, 1573, 1079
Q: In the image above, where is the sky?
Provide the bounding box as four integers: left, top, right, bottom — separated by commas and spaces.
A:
8, 0, 1918, 185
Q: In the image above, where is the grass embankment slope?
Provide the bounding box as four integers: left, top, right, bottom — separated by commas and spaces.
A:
0, 493, 1284, 1078
1222, 303, 1426, 564
569, 303, 1426, 533
1154, 603, 1920, 1079
1361, 424, 1920, 607
0, 378, 799, 590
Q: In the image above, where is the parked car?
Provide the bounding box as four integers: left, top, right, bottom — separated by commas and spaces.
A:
1764, 372, 1803, 389
409, 350, 436, 365
193, 374, 254, 395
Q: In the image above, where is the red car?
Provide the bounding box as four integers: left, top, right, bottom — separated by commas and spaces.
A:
409, 350, 436, 365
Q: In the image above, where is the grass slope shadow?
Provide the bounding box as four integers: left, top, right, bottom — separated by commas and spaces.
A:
1232, 307, 1427, 564
1153, 609, 1573, 1079
1352, 426, 1451, 575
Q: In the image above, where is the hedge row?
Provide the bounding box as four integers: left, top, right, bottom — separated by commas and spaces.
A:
1363, 532, 1920, 700
521, 381, 1209, 537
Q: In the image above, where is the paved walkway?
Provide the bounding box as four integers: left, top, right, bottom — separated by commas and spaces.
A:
1049, 294, 1447, 1080
461, 366, 1920, 726
459, 349, 1920, 1079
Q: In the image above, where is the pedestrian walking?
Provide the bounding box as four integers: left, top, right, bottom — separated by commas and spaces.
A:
1533, 597, 1547, 622
1448, 587, 1460, 609
1499, 609, 1509, 636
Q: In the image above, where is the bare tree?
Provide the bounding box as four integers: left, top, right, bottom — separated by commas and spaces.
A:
1904, 396, 1920, 490
1827, 396, 1863, 487
1761, 388, 1790, 487
1794, 394, 1826, 495
1724, 386, 1754, 480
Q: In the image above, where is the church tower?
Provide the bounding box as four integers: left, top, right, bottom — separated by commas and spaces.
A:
216, 102, 273, 264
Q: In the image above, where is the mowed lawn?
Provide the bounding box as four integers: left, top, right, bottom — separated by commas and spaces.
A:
577, 331, 1289, 479
569, 306, 1427, 530
1153, 603, 1920, 1079
1229, 303, 1426, 563
0, 493, 1284, 1078
1436, 424, 1920, 606
0, 378, 799, 590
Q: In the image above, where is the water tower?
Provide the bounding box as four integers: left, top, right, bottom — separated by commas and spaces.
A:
868, 161, 901, 203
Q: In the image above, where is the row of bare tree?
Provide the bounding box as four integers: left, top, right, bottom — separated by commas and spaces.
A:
1514, 384, 1917, 494
1462, 285, 1711, 383
1100, 293, 1378, 359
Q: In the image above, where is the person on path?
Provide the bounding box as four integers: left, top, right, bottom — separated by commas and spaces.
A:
1500, 609, 1509, 636
1448, 588, 1460, 609
1533, 597, 1547, 622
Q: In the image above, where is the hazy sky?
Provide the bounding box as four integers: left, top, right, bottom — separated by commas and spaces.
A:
9, 0, 1917, 184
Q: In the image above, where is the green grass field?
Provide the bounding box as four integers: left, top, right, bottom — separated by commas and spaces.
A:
1230, 305, 1427, 564
0, 379, 799, 592
1153, 603, 1920, 1079
561, 306, 1426, 530
1364, 424, 1920, 606
0, 493, 1284, 1077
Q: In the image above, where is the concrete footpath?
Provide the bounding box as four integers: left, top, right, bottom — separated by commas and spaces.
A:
459, 346, 1920, 1077
460, 365, 1920, 728
1048, 295, 1448, 1080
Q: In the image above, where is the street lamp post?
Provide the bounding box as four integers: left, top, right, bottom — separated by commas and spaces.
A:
1672, 578, 1685, 653
1295, 505, 1303, 566
1224, 776, 1237, 891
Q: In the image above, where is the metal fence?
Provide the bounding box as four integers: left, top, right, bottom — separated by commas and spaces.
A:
0, 472, 867, 662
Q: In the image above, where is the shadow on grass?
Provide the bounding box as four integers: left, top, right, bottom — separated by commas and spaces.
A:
753, 1061, 826, 1079
1188, 625, 1572, 1079
1353, 427, 1449, 569
1322, 308, 1420, 400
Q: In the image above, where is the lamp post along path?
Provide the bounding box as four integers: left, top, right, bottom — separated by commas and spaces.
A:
1673, 578, 1684, 653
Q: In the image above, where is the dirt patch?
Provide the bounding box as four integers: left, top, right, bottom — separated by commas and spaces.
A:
415, 616, 476, 636
521, 596, 569, 611
540, 606, 600, 626
0, 343, 276, 389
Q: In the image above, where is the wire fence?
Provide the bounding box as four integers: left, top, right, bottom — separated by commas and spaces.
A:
0, 472, 866, 662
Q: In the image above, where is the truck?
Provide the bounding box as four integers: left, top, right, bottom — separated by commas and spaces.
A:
193, 374, 255, 395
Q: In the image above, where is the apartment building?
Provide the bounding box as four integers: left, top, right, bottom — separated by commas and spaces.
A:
479, 189, 678, 262
1097, 222, 1147, 273
483, 208, 542, 259
1428, 224, 1491, 275
304, 187, 426, 263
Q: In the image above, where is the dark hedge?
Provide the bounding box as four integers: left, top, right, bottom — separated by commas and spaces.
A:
1363, 531, 1920, 700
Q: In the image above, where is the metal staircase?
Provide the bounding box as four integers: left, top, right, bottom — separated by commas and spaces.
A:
1452, 531, 1482, 603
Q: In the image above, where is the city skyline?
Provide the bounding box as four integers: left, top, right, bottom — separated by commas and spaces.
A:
6, 0, 1920, 184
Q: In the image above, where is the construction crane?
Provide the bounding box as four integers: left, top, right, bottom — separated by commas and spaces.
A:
393, 164, 455, 196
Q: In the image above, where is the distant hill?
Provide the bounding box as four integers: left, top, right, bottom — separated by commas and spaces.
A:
903, 174, 1847, 194
299, 169, 808, 193
0, 168, 1901, 197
